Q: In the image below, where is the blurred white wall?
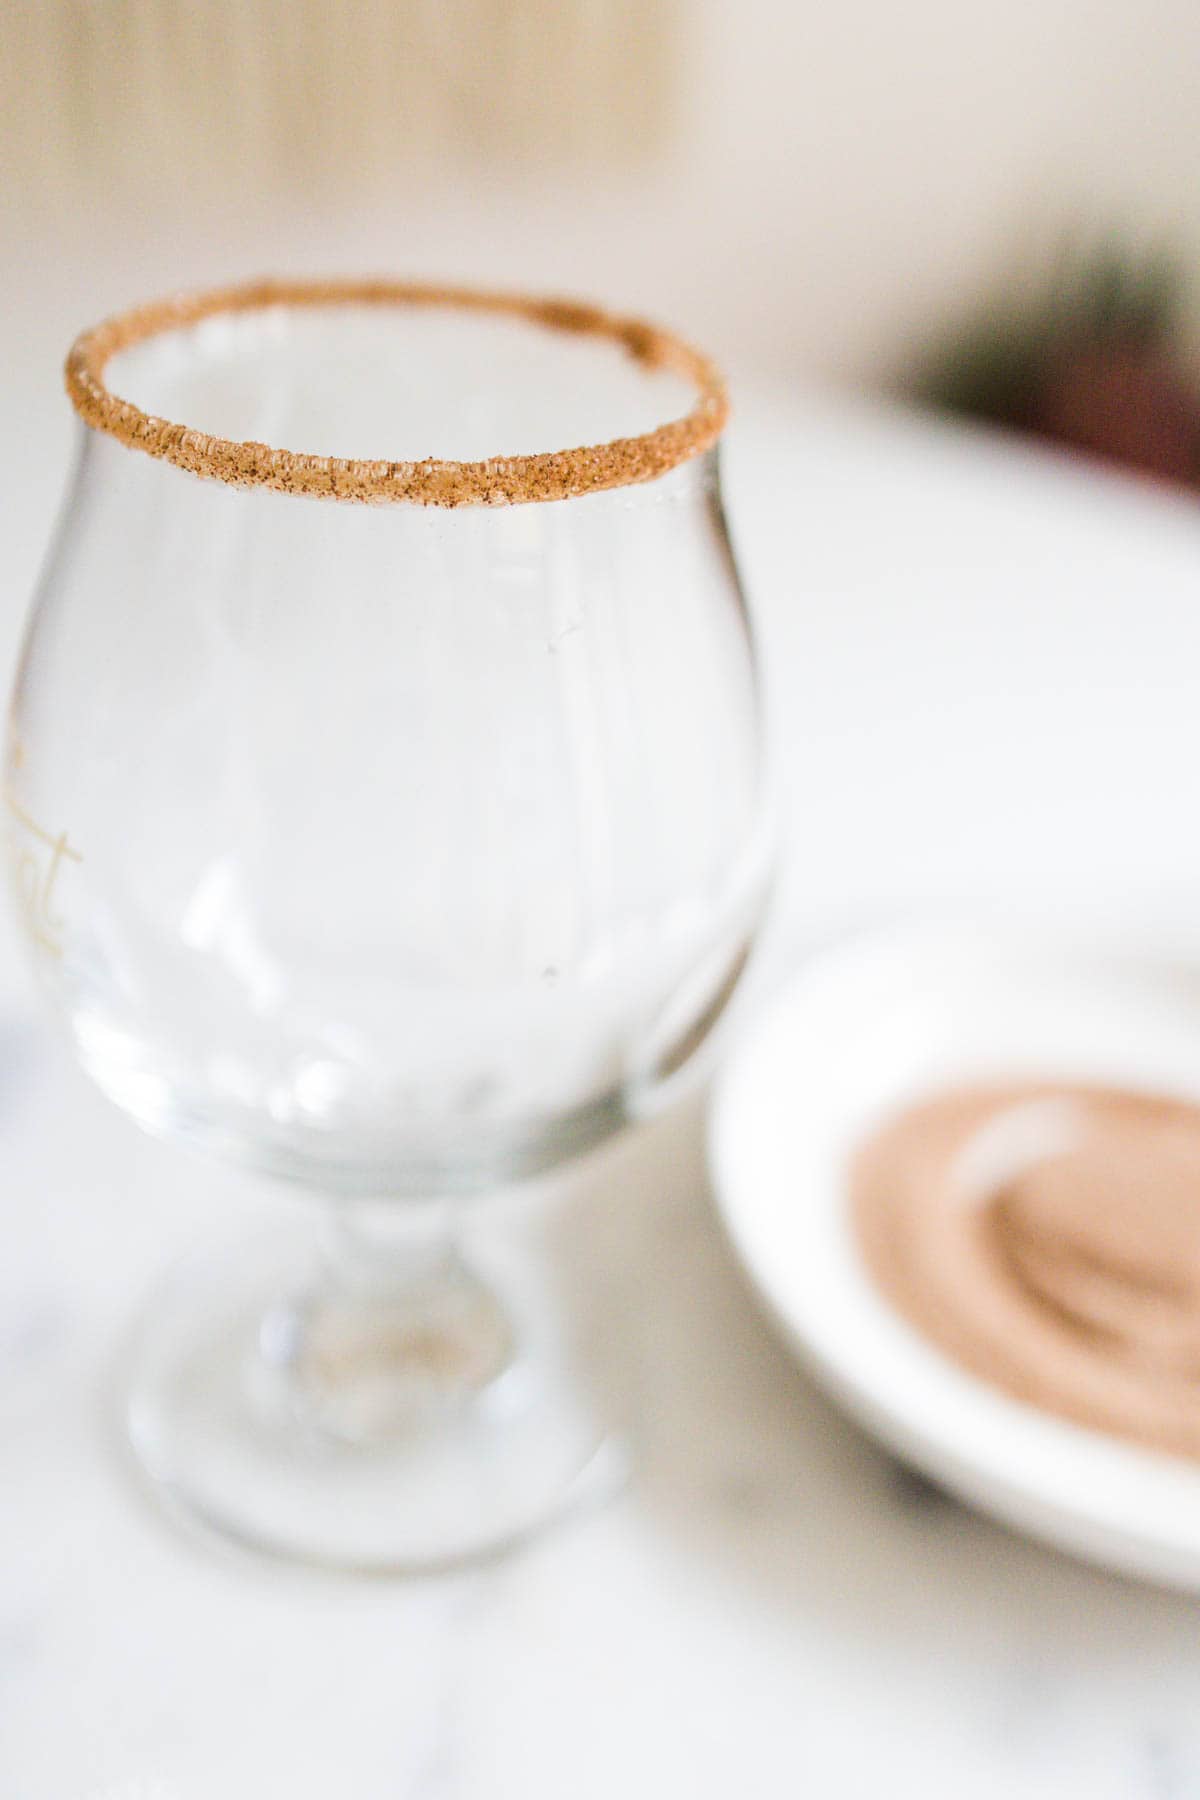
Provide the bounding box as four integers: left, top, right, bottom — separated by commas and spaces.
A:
7, 0, 1200, 378
4, 0, 1200, 619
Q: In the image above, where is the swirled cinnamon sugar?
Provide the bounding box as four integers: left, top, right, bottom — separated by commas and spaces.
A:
852, 1083, 1200, 1459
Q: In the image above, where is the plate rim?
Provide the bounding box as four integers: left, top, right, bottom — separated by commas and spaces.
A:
708, 918, 1200, 1591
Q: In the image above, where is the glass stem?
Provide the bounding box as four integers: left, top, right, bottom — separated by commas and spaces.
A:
265, 1198, 513, 1448
323, 1197, 462, 1297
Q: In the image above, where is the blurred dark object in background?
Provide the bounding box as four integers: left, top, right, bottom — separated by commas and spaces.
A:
915, 247, 1200, 490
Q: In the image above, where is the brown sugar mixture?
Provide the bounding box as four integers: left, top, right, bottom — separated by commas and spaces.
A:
852, 1083, 1200, 1459
64, 278, 727, 506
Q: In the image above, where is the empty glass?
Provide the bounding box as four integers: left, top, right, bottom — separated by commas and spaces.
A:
8, 280, 769, 1569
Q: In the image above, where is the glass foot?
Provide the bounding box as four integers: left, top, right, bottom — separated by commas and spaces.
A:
122, 1226, 628, 1573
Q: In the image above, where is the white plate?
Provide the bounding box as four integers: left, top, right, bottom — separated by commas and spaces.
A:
709, 920, 1200, 1589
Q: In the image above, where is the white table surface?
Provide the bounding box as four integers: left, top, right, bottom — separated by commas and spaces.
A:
7, 375, 1200, 1799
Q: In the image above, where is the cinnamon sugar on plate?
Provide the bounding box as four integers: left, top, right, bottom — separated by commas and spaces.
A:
852, 1083, 1200, 1461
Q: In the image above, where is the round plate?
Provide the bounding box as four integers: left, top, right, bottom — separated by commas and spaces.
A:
709, 920, 1200, 1589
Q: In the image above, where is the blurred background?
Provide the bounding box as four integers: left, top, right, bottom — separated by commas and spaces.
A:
9, 0, 1200, 369
7, 1, 1200, 557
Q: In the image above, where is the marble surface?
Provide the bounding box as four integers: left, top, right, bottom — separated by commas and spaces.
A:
8, 382, 1200, 1798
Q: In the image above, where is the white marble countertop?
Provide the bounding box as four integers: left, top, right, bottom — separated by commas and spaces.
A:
8, 374, 1200, 1799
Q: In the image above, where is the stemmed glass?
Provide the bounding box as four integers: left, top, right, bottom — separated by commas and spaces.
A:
8, 279, 769, 1570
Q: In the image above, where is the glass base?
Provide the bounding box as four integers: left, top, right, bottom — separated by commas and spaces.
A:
122, 1228, 628, 1573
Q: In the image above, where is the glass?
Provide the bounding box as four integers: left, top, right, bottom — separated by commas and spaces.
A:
8, 281, 769, 1570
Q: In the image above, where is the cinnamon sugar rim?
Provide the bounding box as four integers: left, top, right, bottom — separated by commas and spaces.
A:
64, 277, 729, 507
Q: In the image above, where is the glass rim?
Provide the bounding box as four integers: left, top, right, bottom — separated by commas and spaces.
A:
64, 277, 729, 508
